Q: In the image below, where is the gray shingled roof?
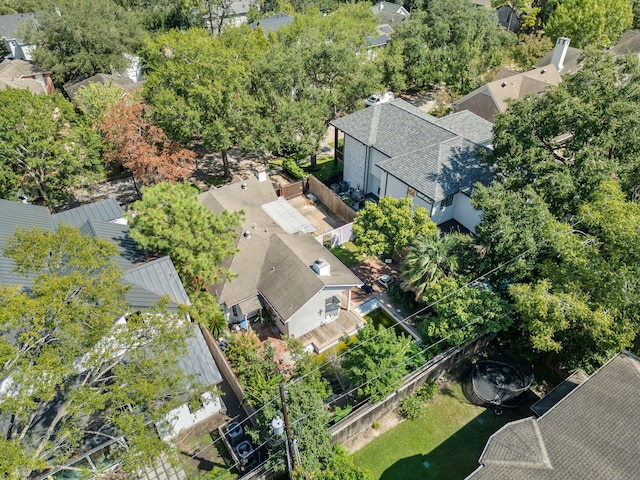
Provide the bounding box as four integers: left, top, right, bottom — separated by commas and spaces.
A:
0, 200, 54, 286
63, 73, 138, 100
199, 176, 361, 317
248, 13, 294, 35
0, 12, 36, 42
331, 100, 493, 202
467, 352, 640, 480
0, 199, 187, 311
377, 137, 490, 201
610, 30, 640, 56
371, 1, 409, 25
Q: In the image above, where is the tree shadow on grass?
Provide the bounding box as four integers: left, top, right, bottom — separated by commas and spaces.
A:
379, 396, 536, 480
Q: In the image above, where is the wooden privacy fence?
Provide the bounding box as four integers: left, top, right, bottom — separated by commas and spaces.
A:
328, 333, 496, 446
306, 175, 357, 223
199, 326, 257, 423
278, 178, 306, 199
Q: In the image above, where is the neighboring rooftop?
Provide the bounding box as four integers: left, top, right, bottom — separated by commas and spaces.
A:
0, 198, 188, 311
371, 1, 409, 25
331, 99, 494, 202
530, 369, 589, 417
0, 12, 35, 42
453, 65, 563, 122
248, 13, 294, 35
609, 30, 640, 57
467, 352, 640, 480
63, 73, 139, 100
0, 58, 52, 93
198, 175, 361, 317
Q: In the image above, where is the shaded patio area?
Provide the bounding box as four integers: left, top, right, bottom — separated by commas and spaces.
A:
297, 308, 365, 353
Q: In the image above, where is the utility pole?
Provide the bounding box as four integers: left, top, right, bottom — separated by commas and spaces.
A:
280, 382, 295, 480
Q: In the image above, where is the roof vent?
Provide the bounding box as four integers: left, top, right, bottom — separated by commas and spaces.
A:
501, 82, 508, 88
311, 257, 331, 276
241, 182, 247, 189
541, 68, 546, 74
255, 166, 267, 182
243, 230, 251, 238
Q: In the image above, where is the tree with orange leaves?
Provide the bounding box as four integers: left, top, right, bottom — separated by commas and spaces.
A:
99, 98, 196, 185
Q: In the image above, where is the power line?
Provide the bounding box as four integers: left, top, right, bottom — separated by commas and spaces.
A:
288, 244, 538, 388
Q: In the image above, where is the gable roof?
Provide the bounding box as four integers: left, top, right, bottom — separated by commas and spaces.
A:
0, 198, 188, 311
467, 352, 640, 479
331, 99, 494, 202
0, 58, 49, 93
199, 176, 361, 319
453, 66, 562, 122
63, 73, 138, 100
609, 30, 640, 57
0, 12, 35, 42
371, 1, 409, 25
248, 13, 294, 35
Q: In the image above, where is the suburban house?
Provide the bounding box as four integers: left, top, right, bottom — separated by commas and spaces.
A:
0, 198, 225, 477
0, 57, 54, 94
248, 13, 294, 36
453, 65, 562, 122
0, 12, 36, 61
205, 0, 256, 35
369, 1, 410, 48
198, 170, 362, 346
63, 72, 141, 101
330, 99, 494, 233
466, 352, 640, 479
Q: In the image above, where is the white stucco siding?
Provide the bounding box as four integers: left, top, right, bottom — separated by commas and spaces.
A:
342, 135, 367, 192
452, 193, 482, 233
158, 391, 223, 441
285, 287, 348, 338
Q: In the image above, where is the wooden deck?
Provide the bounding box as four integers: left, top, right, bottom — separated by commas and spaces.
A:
298, 308, 365, 353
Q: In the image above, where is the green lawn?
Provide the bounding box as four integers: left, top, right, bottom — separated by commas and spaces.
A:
300, 155, 342, 183
329, 241, 361, 268
352, 382, 534, 480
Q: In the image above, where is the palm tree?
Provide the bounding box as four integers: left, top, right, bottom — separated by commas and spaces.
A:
400, 233, 459, 301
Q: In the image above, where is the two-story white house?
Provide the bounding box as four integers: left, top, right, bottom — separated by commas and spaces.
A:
331, 99, 494, 233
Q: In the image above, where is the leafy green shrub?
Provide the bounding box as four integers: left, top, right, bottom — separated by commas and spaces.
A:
372, 421, 380, 429
282, 157, 305, 179
398, 394, 424, 419
332, 404, 353, 422
417, 381, 438, 400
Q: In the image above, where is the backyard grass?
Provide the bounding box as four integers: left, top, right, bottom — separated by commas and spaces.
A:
300, 155, 342, 183
329, 241, 361, 268
352, 382, 534, 480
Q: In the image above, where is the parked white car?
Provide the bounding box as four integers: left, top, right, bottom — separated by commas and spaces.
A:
365, 91, 394, 107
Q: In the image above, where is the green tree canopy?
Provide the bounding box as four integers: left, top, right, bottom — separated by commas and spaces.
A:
0, 89, 102, 206
487, 52, 640, 217
0, 225, 191, 477
128, 182, 243, 292
27, 0, 145, 85
342, 321, 420, 401
142, 27, 267, 176
545, 0, 633, 48
392, 0, 514, 92
73, 80, 130, 125
353, 196, 437, 257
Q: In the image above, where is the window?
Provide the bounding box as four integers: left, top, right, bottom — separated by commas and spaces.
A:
325, 296, 341, 319
441, 194, 454, 208
231, 305, 238, 317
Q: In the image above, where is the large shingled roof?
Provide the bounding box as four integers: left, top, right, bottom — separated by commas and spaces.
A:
467, 352, 640, 480
331, 99, 494, 202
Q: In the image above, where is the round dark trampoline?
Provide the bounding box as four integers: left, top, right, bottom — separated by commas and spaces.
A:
468, 360, 533, 408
